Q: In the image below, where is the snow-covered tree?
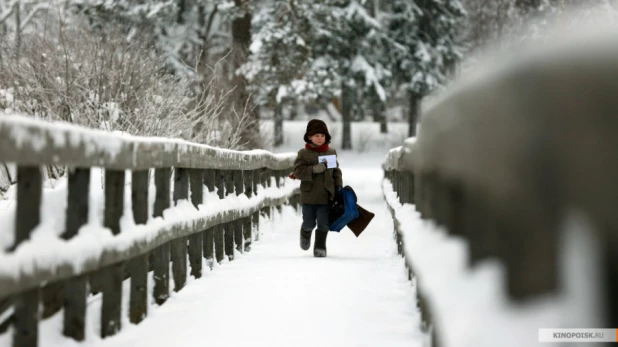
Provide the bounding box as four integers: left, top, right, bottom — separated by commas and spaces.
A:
64, 0, 264, 148
66, 0, 219, 77
298, 0, 398, 148
386, 0, 466, 136
0, 0, 262, 150
244, 0, 399, 149
240, 0, 310, 146
331, 0, 401, 146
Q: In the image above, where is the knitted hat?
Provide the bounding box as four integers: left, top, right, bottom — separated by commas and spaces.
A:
303, 119, 331, 144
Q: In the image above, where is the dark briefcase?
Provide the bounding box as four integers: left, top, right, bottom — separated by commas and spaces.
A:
346, 204, 375, 237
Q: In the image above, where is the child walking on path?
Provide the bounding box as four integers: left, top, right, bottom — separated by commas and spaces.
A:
292, 119, 343, 257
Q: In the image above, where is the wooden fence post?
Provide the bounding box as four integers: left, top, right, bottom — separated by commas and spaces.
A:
275, 170, 283, 215
398, 171, 404, 204
252, 170, 260, 242
262, 169, 272, 221
13, 289, 39, 347
203, 169, 216, 268
462, 190, 496, 267
224, 170, 235, 260
445, 183, 464, 237
407, 172, 415, 205
40, 281, 62, 319
501, 201, 560, 300
233, 170, 244, 253
401, 171, 407, 203
12, 166, 42, 250
189, 169, 204, 278
153, 168, 171, 305
214, 170, 225, 263
432, 177, 447, 227
290, 194, 299, 213
393, 215, 403, 256
401, 171, 410, 204
101, 170, 125, 338
392, 171, 398, 204
58, 168, 90, 340
415, 171, 423, 215
399, 171, 405, 205
12, 166, 42, 347
420, 173, 432, 219
265, 168, 272, 188
129, 170, 149, 325
172, 168, 188, 292
274, 170, 281, 188
243, 170, 253, 251
63, 168, 91, 240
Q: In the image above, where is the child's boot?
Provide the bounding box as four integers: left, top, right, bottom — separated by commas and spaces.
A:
300, 228, 312, 250
314, 231, 328, 257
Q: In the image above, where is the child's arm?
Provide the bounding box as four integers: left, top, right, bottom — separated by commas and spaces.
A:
293, 150, 314, 181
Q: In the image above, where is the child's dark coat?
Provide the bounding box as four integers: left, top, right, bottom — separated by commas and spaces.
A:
293, 147, 343, 205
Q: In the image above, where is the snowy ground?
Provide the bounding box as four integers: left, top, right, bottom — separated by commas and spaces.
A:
0, 119, 603, 347
68, 162, 425, 347
1, 120, 430, 347
0, 150, 427, 347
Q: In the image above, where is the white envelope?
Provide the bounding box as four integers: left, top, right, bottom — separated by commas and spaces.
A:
318, 155, 337, 169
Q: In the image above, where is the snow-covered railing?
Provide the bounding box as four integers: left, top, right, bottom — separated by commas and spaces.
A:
0, 114, 301, 347
383, 30, 618, 346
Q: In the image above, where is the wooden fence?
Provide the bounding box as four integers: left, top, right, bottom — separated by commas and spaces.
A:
0, 115, 301, 346
383, 31, 618, 346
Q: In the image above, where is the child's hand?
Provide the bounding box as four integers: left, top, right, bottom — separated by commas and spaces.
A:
312, 163, 327, 174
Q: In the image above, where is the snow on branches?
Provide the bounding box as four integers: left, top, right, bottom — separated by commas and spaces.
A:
243, 0, 466, 108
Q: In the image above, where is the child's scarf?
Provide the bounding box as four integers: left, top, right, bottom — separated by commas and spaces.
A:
305, 143, 329, 152
289, 143, 330, 179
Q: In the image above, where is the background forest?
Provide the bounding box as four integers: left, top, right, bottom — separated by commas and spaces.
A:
0, 0, 616, 156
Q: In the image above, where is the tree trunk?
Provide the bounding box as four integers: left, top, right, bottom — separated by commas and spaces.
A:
355, 85, 365, 121
341, 82, 353, 150
370, 90, 388, 134
232, 0, 259, 149
14, 3, 21, 60
408, 90, 419, 137
379, 102, 388, 134
274, 102, 284, 147
177, 0, 187, 23
289, 99, 298, 120
371, 100, 380, 122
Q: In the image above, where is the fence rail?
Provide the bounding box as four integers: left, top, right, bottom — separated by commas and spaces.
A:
383, 30, 618, 346
0, 115, 294, 170
0, 114, 301, 346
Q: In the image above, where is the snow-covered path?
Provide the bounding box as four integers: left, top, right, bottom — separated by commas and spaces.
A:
86, 162, 425, 347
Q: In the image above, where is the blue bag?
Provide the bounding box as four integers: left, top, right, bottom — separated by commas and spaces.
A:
328, 186, 359, 232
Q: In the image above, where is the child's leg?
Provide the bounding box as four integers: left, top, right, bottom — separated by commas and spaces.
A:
314, 204, 330, 257
301, 204, 318, 231
315, 204, 330, 232
300, 204, 317, 250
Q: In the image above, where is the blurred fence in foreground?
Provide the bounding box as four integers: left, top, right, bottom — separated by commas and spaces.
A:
0, 115, 300, 346
384, 29, 618, 347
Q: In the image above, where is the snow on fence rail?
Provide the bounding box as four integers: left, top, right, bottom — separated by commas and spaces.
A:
383, 29, 618, 347
0, 114, 294, 171
0, 114, 301, 347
